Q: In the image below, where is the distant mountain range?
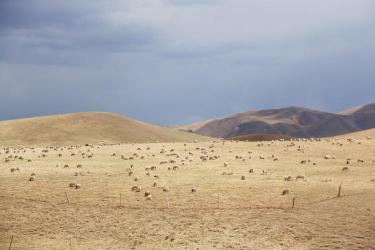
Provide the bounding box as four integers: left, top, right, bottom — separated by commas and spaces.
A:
180, 103, 375, 139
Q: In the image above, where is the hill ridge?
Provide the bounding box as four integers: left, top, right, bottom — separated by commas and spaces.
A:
0, 112, 208, 146
181, 103, 375, 138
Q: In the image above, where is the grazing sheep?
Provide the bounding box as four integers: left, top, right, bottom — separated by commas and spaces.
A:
191, 188, 197, 193
69, 182, 76, 188
284, 176, 292, 181
144, 191, 152, 200
324, 155, 336, 160
162, 187, 169, 192
172, 166, 179, 171
241, 176, 246, 180
152, 182, 158, 187
282, 189, 290, 195
131, 185, 141, 192
76, 164, 83, 168
296, 175, 305, 181
342, 167, 349, 171
29, 175, 35, 181
249, 169, 254, 173
128, 171, 134, 176
75, 183, 81, 189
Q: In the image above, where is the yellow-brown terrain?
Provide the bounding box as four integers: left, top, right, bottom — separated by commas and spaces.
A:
0, 127, 374, 249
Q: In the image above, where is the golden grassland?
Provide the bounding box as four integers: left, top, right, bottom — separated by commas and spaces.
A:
0, 135, 374, 249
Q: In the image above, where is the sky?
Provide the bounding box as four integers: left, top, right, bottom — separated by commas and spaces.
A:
1, 0, 375, 125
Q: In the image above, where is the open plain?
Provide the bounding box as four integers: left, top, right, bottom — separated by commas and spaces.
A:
1, 132, 375, 249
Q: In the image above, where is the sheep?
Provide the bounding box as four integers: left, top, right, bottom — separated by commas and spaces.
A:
324, 155, 336, 160
296, 175, 305, 181
162, 187, 169, 192
131, 185, 142, 192
75, 183, 81, 189
342, 167, 349, 171
128, 171, 134, 176
282, 189, 290, 195
144, 191, 152, 200
284, 176, 292, 181
29, 175, 35, 181
191, 188, 197, 193
172, 166, 179, 171
69, 182, 76, 188
241, 176, 246, 180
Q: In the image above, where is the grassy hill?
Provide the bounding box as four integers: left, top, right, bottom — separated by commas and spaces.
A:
0, 112, 209, 146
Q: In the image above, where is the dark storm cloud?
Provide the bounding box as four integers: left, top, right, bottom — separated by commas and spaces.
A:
1, 0, 375, 125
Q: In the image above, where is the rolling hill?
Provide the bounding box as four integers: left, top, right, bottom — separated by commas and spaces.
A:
335, 128, 375, 139
181, 103, 375, 139
0, 112, 208, 146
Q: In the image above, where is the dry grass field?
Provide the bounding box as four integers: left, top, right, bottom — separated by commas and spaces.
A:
1, 133, 375, 249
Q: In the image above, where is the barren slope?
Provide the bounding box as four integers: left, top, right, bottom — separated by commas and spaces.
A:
190, 103, 375, 139
195, 107, 357, 138
335, 128, 375, 139
0, 112, 208, 146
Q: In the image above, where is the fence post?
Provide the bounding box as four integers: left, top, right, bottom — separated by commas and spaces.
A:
337, 183, 342, 198
8, 235, 13, 250
65, 190, 70, 204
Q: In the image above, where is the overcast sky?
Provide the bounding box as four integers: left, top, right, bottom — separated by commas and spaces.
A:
1, 0, 374, 125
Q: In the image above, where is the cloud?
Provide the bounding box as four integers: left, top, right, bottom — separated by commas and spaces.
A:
0, 0, 375, 124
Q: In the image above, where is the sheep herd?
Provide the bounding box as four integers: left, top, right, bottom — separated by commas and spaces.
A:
1, 135, 374, 206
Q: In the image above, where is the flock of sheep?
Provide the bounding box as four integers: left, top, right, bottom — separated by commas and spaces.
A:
2, 136, 375, 204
